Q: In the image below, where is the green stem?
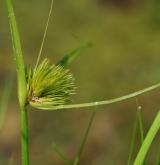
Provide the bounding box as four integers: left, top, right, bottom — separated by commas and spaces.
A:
137, 109, 144, 144
5, 0, 27, 107
134, 111, 160, 165
35, 0, 54, 69
5, 0, 29, 164
21, 107, 29, 165
35, 82, 160, 110
73, 111, 96, 165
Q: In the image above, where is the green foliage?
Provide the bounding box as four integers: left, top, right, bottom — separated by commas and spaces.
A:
134, 111, 160, 165
6, 0, 27, 108
127, 107, 145, 165
57, 42, 92, 68
52, 111, 96, 165
73, 111, 96, 165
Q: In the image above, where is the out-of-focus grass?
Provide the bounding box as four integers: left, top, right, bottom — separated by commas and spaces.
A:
0, 77, 13, 165
0, 77, 13, 130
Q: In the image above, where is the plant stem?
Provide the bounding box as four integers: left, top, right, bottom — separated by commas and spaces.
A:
35, 0, 54, 69
73, 111, 96, 165
134, 111, 160, 165
5, 0, 29, 164
35, 82, 160, 110
5, 0, 27, 107
21, 107, 29, 165
137, 109, 144, 144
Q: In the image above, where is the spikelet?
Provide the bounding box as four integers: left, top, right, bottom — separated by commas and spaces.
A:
26, 58, 75, 109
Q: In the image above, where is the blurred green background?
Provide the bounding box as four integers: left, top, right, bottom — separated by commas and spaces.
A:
0, 0, 160, 164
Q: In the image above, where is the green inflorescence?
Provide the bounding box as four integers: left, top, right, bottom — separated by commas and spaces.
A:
26, 58, 76, 109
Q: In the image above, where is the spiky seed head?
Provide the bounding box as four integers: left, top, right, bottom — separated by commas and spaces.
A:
26, 58, 76, 109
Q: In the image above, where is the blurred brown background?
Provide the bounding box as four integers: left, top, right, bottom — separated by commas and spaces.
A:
0, 0, 160, 164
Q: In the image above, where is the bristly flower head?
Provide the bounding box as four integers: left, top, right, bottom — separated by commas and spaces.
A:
26, 58, 75, 109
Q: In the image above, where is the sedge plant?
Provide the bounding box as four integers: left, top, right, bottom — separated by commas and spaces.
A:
5, 0, 160, 164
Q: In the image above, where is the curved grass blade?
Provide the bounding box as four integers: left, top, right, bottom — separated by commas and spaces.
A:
134, 111, 160, 165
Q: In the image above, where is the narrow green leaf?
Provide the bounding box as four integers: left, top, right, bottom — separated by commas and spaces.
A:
134, 111, 160, 165
73, 111, 96, 165
127, 100, 145, 165
137, 108, 146, 165
127, 112, 138, 165
155, 144, 160, 165
52, 144, 71, 165
57, 42, 92, 68
137, 109, 145, 144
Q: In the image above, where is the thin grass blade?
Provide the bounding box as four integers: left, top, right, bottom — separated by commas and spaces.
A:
136, 99, 146, 165
134, 111, 160, 165
137, 109, 145, 144
127, 112, 138, 165
52, 143, 71, 165
35, 0, 54, 69
155, 144, 160, 165
73, 111, 96, 165
137, 110, 146, 165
